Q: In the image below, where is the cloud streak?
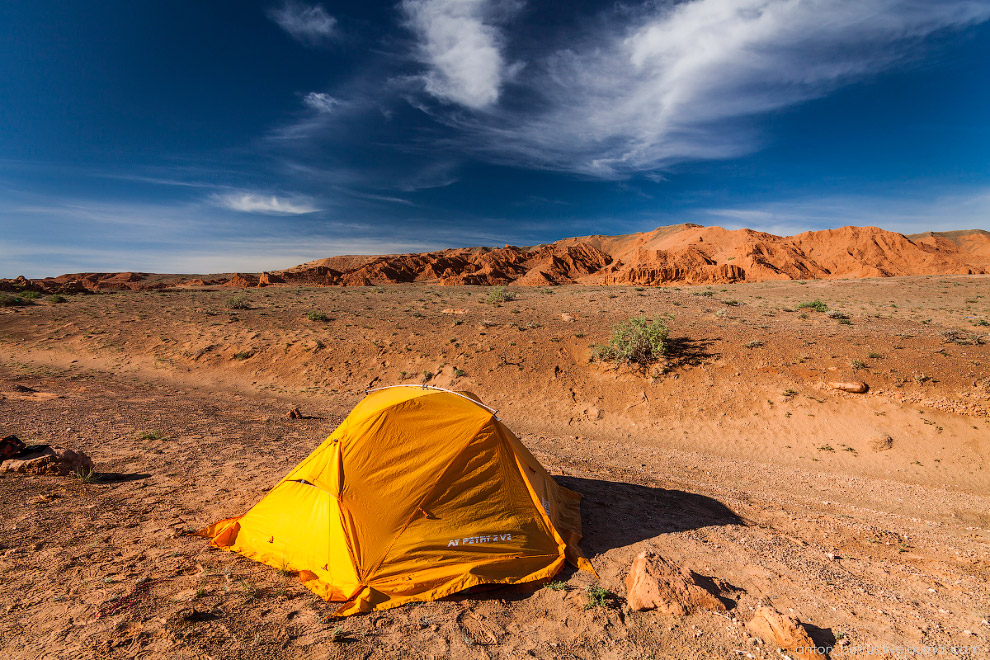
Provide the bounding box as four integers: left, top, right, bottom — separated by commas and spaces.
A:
269, 1, 337, 47
451, 0, 990, 177
212, 192, 319, 215
401, 0, 513, 109
302, 92, 339, 114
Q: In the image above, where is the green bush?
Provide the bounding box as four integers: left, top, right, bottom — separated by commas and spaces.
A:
584, 585, 613, 609
591, 316, 670, 368
797, 300, 828, 312
225, 294, 250, 309
18, 290, 43, 300
306, 310, 330, 322
0, 294, 29, 307
48, 294, 67, 304
484, 285, 516, 305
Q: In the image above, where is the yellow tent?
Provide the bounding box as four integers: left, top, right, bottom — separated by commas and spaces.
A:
197, 385, 594, 615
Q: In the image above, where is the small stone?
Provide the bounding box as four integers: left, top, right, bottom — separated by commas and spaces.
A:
747, 606, 826, 660
287, 406, 303, 419
869, 434, 894, 452
830, 381, 868, 394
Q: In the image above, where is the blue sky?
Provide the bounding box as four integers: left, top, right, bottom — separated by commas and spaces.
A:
1, 0, 989, 277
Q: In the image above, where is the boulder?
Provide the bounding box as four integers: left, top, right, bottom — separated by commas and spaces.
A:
0, 445, 94, 476
624, 550, 726, 615
747, 606, 827, 660
829, 381, 868, 393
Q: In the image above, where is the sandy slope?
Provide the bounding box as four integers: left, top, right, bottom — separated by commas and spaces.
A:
1, 276, 988, 659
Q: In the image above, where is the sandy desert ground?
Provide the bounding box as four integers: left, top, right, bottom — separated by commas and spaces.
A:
1, 276, 989, 659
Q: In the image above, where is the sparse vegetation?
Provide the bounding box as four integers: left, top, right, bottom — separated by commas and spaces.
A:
0, 294, 30, 307
239, 579, 261, 601
19, 291, 43, 299
225, 294, 250, 309
48, 294, 67, 304
798, 300, 828, 312
484, 285, 516, 305
584, 585, 613, 609
591, 316, 670, 369
744, 340, 764, 349
138, 430, 166, 441
232, 351, 252, 360
71, 467, 98, 483
545, 580, 569, 591
306, 310, 330, 322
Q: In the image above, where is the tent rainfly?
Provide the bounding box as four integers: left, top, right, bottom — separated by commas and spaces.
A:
197, 386, 594, 615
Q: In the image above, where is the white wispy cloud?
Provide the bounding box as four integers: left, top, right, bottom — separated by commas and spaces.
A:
401, 0, 514, 109
457, 0, 990, 177
269, 1, 337, 47
302, 92, 339, 113
212, 192, 319, 215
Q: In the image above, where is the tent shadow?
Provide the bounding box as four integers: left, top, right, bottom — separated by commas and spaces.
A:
556, 476, 742, 555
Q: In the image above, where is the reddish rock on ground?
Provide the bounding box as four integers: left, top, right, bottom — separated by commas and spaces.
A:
0, 446, 94, 476
624, 550, 727, 615
829, 381, 869, 393
747, 606, 827, 660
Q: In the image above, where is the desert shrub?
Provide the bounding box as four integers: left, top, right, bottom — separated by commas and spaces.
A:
48, 294, 67, 304
232, 351, 252, 360
306, 310, 330, 322
584, 585, 613, 609
826, 310, 848, 319
797, 300, 828, 312
71, 467, 98, 483
18, 290, 43, 300
591, 316, 670, 368
484, 285, 516, 305
225, 294, 250, 309
0, 294, 29, 307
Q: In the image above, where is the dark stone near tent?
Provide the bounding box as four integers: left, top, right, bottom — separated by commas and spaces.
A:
1, 435, 27, 461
